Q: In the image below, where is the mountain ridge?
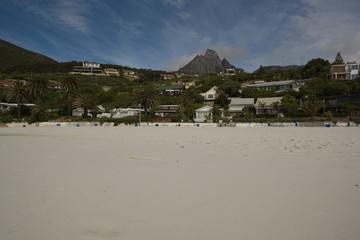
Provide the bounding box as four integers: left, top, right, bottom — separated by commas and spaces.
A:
0, 38, 58, 72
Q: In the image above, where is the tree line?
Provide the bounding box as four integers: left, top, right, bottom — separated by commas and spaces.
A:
1, 57, 360, 123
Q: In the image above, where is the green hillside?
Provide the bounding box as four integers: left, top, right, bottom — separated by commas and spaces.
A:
0, 38, 58, 73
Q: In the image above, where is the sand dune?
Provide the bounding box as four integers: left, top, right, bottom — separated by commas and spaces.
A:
1, 127, 359, 240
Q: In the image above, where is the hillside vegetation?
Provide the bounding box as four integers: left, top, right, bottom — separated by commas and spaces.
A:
0, 39, 58, 73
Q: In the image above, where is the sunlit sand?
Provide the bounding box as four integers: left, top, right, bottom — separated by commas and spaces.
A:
1, 126, 359, 240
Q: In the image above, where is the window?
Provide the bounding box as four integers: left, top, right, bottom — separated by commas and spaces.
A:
351, 74, 359, 79
207, 94, 214, 99
351, 65, 359, 70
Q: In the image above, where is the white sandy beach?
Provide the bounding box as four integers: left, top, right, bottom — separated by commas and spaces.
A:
0, 126, 360, 240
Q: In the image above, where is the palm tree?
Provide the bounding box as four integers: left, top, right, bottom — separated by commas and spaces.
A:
73, 93, 98, 118
59, 76, 78, 116
5, 80, 28, 121
301, 96, 324, 120
131, 85, 159, 114
257, 101, 266, 115
271, 101, 281, 115
27, 75, 49, 113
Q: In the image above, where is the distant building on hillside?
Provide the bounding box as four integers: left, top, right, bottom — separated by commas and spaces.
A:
159, 84, 185, 95
160, 74, 176, 80
70, 62, 103, 75
224, 68, 236, 76
104, 68, 120, 76
245, 80, 297, 93
331, 62, 359, 80
123, 69, 135, 75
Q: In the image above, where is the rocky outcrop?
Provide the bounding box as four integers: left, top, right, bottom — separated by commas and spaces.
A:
178, 49, 238, 75
221, 58, 236, 70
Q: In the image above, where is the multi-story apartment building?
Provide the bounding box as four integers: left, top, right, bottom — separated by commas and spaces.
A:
71, 62, 103, 75
331, 62, 359, 80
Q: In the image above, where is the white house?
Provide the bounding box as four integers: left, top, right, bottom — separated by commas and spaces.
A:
228, 98, 254, 115
72, 105, 105, 117
254, 97, 283, 115
123, 70, 135, 76
184, 81, 196, 89
71, 62, 103, 75
194, 105, 213, 122
104, 68, 120, 76
0, 102, 36, 114
201, 86, 218, 101
331, 62, 360, 80
108, 108, 143, 119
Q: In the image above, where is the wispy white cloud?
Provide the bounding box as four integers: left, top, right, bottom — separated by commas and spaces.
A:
54, 1, 91, 34
211, 45, 247, 62
13, 0, 92, 35
201, 37, 210, 44
177, 11, 191, 20
164, 51, 200, 72
265, 0, 360, 66
114, 19, 144, 37
162, 0, 186, 9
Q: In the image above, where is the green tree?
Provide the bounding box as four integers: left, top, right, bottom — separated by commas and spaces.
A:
301, 58, 330, 79
171, 105, 186, 122
212, 105, 221, 123
26, 75, 50, 113
301, 96, 324, 120
323, 82, 350, 96
5, 80, 28, 121
333, 52, 344, 65
59, 76, 78, 116
219, 80, 241, 97
281, 94, 299, 117
179, 87, 203, 107
214, 91, 229, 108
131, 85, 159, 114
73, 93, 98, 118
112, 92, 134, 109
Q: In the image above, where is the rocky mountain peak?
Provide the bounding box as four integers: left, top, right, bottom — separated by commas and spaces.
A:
204, 49, 220, 58
178, 49, 239, 75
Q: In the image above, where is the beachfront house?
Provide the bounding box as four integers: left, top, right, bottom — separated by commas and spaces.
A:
0, 102, 36, 114
108, 108, 143, 119
228, 98, 254, 115
154, 105, 179, 118
72, 105, 105, 117
254, 97, 283, 115
194, 105, 213, 122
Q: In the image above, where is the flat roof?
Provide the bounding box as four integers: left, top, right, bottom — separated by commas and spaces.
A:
247, 80, 295, 87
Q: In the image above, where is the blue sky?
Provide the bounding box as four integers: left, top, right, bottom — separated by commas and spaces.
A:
1, 0, 359, 72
